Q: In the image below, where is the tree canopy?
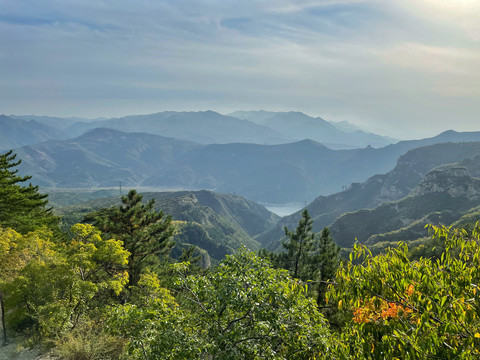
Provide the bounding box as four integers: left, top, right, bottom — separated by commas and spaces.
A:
87, 190, 175, 288
262, 210, 340, 307
3, 152, 480, 359
0, 150, 58, 233
329, 224, 480, 359
110, 247, 339, 359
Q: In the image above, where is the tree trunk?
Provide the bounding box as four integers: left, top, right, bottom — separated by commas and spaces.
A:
0, 290, 7, 346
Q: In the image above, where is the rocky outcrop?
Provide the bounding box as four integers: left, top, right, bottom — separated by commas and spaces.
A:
257, 143, 480, 249
411, 167, 480, 200
329, 165, 480, 247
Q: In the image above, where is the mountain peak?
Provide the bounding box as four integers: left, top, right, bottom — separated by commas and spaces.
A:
294, 138, 325, 146
439, 129, 458, 136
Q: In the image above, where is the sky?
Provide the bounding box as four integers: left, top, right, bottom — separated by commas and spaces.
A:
0, 0, 479, 139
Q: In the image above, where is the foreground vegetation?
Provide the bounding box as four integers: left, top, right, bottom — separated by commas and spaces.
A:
1, 151, 480, 359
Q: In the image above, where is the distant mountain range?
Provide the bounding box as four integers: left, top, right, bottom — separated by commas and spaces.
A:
5, 110, 480, 256
5, 110, 394, 150
229, 110, 394, 148
15, 128, 199, 188
61, 111, 290, 145
57, 190, 279, 264
10, 114, 100, 130
258, 142, 480, 250
13, 127, 480, 204
0, 115, 66, 151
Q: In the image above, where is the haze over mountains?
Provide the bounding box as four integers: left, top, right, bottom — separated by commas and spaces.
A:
228, 111, 394, 148
4, 109, 480, 253
259, 142, 480, 250
15, 128, 200, 188
12, 124, 480, 204
0, 114, 66, 150
3, 110, 394, 150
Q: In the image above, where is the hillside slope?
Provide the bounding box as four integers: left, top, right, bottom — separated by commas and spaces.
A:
58, 190, 279, 264
330, 166, 480, 247
258, 142, 480, 248
15, 128, 200, 187
0, 115, 66, 151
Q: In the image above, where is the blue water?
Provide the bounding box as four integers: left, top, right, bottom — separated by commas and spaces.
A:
263, 203, 304, 217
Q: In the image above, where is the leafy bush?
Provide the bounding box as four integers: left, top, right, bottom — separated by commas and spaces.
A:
53, 325, 125, 360
329, 223, 480, 359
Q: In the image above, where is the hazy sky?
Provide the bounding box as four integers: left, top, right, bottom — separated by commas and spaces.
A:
1, 0, 479, 138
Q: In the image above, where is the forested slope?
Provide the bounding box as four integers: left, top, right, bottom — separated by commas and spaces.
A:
57, 190, 279, 263
258, 142, 480, 248
2, 150, 480, 359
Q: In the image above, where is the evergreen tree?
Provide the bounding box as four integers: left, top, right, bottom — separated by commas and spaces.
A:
281, 209, 316, 280
264, 210, 340, 307
178, 245, 204, 275
88, 190, 175, 288
0, 151, 58, 233
314, 227, 340, 306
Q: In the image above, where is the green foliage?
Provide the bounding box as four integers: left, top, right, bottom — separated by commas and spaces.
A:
178, 245, 206, 275
87, 190, 175, 288
66, 223, 130, 297
329, 224, 480, 359
107, 272, 193, 359
263, 210, 340, 307
314, 227, 340, 306
0, 226, 54, 344
5, 224, 129, 339
108, 248, 339, 359
173, 247, 337, 359
281, 209, 316, 280
0, 227, 51, 282
53, 325, 125, 360
0, 151, 58, 233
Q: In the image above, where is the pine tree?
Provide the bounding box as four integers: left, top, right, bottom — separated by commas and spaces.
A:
314, 227, 340, 306
267, 210, 340, 307
0, 151, 57, 233
88, 190, 175, 288
281, 209, 316, 280
0, 151, 59, 345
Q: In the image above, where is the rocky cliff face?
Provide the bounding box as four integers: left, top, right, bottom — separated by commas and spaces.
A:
411, 167, 480, 199
329, 165, 480, 247
257, 143, 480, 250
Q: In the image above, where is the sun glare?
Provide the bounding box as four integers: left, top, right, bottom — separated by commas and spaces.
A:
427, 0, 478, 8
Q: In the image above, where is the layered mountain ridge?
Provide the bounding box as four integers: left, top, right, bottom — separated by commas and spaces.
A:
258, 142, 480, 249
0, 114, 66, 151
57, 189, 280, 264
6, 110, 393, 150
13, 128, 480, 204
330, 165, 480, 247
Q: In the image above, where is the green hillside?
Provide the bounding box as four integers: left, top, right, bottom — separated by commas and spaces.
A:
330, 166, 480, 247
57, 190, 279, 264
258, 142, 480, 248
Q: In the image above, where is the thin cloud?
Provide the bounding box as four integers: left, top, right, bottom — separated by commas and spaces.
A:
0, 0, 478, 138
381, 42, 480, 75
